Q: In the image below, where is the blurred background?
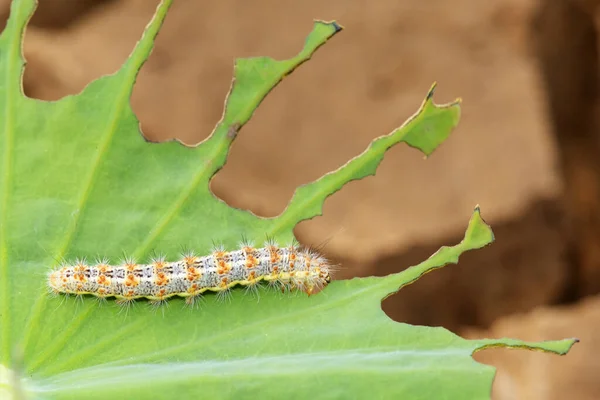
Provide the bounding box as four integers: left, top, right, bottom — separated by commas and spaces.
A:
6, 0, 600, 398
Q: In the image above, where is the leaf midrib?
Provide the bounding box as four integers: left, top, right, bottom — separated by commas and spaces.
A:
35, 348, 473, 391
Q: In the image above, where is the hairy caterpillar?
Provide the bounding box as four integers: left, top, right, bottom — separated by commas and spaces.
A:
47, 242, 333, 305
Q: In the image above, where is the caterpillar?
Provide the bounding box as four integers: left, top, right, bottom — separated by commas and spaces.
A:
47, 242, 334, 305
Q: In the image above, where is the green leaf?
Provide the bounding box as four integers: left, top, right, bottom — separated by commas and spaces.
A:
0, 1, 576, 399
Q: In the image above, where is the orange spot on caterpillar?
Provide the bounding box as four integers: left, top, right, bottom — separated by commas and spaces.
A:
186, 266, 201, 282
124, 274, 139, 287
125, 262, 137, 272
97, 275, 110, 286
268, 246, 280, 264
154, 271, 169, 287
216, 260, 231, 275
187, 284, 199, 294
213, 250, 226, 259
219, 277, 229, 289
248, 271, 257, 281
245, 254, 258, 269
183, 255, 197, 267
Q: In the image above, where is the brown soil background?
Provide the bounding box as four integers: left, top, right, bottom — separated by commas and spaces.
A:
6, 0, 600, 398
